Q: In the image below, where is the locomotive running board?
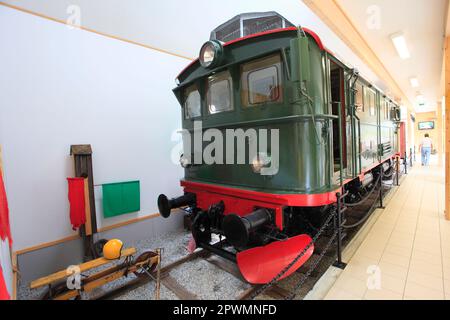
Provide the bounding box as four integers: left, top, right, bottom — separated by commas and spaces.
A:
236, 234, 314, 284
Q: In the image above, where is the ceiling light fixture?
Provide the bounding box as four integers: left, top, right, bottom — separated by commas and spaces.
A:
410, 77, 419, 88
391, 33, 410, 59
416, 94, 425, 105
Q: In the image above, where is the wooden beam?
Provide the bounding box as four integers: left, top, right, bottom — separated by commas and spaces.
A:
303, 0, 413, 111
437, 102, 443, 165
0, 2, 193, 62
83, 178, 93, 236
160, 275, 198, 300
30, 247, 136, 289
14, 209, 183, 256
445, 36, 450, 221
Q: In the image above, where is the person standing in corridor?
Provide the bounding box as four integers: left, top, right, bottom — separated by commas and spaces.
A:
420, 133, 433, 166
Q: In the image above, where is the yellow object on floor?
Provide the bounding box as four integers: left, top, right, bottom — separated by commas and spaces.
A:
103, 239, 124, 260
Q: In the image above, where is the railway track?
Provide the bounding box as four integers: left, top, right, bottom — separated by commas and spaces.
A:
95, 173, 402, 301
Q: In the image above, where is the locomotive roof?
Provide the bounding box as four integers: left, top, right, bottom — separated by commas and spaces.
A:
210, 11, 295, 43
176, 26, 331, 82
175, 15, 401, 106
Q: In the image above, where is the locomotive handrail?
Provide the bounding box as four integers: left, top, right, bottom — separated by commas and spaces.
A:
337, 101, 344, 187
182, 114, 339, 131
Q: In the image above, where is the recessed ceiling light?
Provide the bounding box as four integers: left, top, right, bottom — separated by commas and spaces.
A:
391, 33, 410, 59
416, 94, 425, 105
410, 77, 419, 88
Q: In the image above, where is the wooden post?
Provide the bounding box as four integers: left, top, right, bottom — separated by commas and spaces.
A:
83, 178, 93, 236
437, 104, 443, 166
155, 248, 161, 300
70, 144, 97, 260
445, 37, 450, 221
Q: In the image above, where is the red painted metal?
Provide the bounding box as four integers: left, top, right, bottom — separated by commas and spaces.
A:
181, 180, 339, 230
181, 180, 339, 207
237, 234, 314, 284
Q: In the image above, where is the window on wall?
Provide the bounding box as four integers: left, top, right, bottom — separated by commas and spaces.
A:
365, 88, 376, 116
184, 85, 201, 119
241, 54, 283, 107
355, 82, 364, 112
207, 71, 234, 114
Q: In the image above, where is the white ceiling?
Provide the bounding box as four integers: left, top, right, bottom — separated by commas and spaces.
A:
337, 0, 448, 113
2, 0, 446, 113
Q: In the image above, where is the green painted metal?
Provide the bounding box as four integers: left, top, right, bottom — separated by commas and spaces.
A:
173, 28, 399, 196
102, 181, 140, 218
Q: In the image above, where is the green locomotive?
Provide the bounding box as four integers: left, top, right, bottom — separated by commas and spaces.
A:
158, 12, 401, 284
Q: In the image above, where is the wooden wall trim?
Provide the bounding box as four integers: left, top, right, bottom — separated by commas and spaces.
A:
303, 0, 413, 110
11, 252, 17, 300
14, 209, 182, 256
0, 1, 193, 61
14, 234, 80, 256
445, 37, 450, 220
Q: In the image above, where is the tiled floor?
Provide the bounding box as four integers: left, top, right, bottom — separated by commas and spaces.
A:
325, 156, 450, 300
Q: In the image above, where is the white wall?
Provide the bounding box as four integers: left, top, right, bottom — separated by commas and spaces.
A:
0, 6, 187, 251
0, 0, 391, 252
2, 0, 385, 90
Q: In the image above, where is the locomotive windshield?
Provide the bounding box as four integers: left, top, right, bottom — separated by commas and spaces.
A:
184, 85, 201, 119
241, 54, 283, 106
207, 71, 234, 114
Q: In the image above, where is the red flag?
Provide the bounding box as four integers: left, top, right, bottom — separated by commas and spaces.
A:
0, 170, 12, 247
0, 266, 10, 300
67, 178, 86, 230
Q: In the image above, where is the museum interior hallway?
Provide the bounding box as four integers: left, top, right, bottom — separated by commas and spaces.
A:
324, 155, 449, 300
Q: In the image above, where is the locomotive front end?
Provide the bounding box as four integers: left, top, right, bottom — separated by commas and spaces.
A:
156, 12, 337, 284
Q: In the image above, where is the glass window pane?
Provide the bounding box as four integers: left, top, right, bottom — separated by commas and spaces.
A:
364, 88, 376, 116
184, 86, 201, 119
355, 82, 364, 112
207, 71, 233, 114
241, 54, 283, 107
248, 66, 279, 104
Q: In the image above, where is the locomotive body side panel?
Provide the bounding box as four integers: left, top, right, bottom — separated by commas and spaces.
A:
177, 30, 335, 195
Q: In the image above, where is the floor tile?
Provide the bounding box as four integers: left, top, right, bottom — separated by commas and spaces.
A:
404, 281, 444, 300
322, 161, 449, 301
364, 288, 403, 300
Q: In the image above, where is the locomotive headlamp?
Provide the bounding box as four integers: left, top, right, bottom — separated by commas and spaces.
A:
199, 40, 223, 68
179, 154, 190, 168
251, 153, 271, 174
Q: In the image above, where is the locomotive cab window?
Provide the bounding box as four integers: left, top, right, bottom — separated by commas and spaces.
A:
241, 54, 283, 107
184, 85, 201, 119
355, 81, 364, 112
207, 71, 234, 114
365, 88, 376, 116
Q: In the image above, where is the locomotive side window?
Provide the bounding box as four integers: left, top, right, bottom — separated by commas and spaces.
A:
184, 85, 201, 119
386, 101, 390, 119
383, 100, 389, 119
241, 54, 282, 107
207, 71, 234, 114
355, 82, 364, 112
365, 88, 376, 116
